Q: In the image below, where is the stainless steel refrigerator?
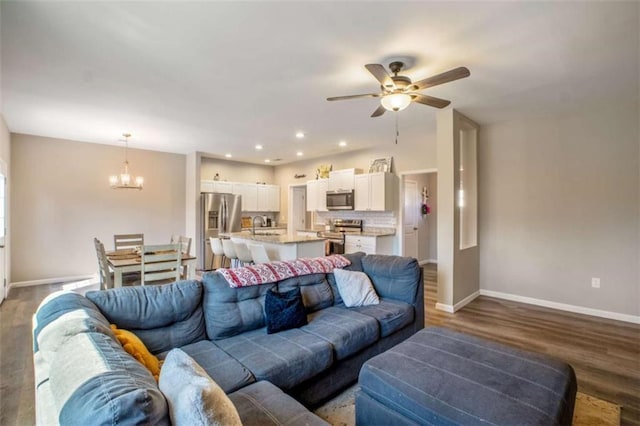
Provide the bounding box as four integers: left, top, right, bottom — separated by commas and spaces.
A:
201, 192, 242, 270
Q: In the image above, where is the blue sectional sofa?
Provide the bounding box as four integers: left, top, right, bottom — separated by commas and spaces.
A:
32, 253, 424, 425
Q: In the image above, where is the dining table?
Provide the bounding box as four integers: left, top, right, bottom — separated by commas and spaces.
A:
105, 249, 197, 288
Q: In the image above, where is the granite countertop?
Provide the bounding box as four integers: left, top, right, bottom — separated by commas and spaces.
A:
227, 231, 325, 245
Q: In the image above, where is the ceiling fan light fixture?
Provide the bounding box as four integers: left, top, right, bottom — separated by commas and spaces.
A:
381, 93, 412, 112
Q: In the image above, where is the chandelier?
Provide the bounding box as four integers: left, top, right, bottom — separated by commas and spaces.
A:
109, 133, 144, 190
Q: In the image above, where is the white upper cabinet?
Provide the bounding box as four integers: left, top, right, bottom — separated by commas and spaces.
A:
328, 168, 362, 191
306, 179, 328, 212
257, 185, 280, 212
213, 181, 233, 193
354, 172, 398, 211
201, 181, 280, 212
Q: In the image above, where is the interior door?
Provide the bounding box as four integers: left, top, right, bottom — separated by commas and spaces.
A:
0, 161, 6, 305
291, 186, 306, 231
403, 180, 419, 259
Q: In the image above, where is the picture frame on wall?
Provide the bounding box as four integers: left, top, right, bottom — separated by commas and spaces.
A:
369, 157, 392, 173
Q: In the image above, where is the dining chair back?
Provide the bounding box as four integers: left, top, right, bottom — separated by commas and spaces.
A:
170, 235, 192, 278
248, 244, 271, 265
233, 242, 253, 267
140, 244, 182, 285
209, 237, 226, 269
170, 235, 192, 256
114, 233, 144, 251
221, 239, 239, 268
94, 238, 113, 290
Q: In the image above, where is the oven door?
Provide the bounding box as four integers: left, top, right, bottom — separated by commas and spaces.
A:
325, 239, 345, 256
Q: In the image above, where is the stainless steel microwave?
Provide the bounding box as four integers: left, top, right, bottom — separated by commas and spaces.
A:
326, 190, 354, 210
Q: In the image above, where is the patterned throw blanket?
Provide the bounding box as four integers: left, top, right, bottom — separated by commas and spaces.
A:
218, 255, 351, 288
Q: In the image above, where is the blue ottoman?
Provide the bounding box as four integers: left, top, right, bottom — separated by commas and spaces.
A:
356, 327, 577, 425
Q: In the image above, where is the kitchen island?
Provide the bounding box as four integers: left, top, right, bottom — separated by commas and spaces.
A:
226, 231, 326, 261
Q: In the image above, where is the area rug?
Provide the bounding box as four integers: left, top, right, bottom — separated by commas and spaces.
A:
314, 386, 621, 426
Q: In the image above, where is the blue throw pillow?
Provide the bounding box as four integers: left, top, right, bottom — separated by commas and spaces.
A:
265, 286, 307, 334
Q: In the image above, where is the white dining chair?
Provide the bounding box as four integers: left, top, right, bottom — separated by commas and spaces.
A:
114, 233, 144, 251
221, 239, 239, 268
170, 235, 192, 278
140, 244, 181, 285
94, 238, 113, 290
248, 244, 271, 264
209, 237, 226, 269
233, 242, 253, 267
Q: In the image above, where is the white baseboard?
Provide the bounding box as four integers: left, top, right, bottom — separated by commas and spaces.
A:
9, 274, 95, 289
435, 303, 454, 313
479, 289, 640, 325
435, 290, 480, 314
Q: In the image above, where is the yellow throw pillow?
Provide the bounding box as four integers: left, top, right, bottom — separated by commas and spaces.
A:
110, 324, 161, 381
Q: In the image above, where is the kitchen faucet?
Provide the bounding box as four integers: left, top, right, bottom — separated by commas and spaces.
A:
252, 216, 263, 236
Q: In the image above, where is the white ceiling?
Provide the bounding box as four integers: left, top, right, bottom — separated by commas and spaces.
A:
2, 1, 638, 164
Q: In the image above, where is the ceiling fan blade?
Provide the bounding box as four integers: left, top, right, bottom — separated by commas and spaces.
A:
410, 94, 451, 109
371, 104, 386, 118
412, 67, 470, 90
365, 64, 396, 90
327, 93, 380, 101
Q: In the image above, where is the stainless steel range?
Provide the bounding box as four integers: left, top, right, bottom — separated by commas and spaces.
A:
318, 219, 363, 255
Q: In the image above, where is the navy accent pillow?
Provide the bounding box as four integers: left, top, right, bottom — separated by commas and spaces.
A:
265, 286, 307, 334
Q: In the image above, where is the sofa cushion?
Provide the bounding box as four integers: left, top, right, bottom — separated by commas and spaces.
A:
159, 340, 254, 393
215, 328, 333, 390
86, 280, 206, 353
350, 299, 415, 337
301, 306, 379, 360
229, 381, 329, 426
50, 331, 169, 425
111, 324, 161, 381
202, 271, 333, 340
159, 348, 242, 426
33, 291, 112, 353
361, 255, 421, 305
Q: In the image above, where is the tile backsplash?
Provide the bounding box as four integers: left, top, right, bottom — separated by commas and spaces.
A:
315, 210, 397, 228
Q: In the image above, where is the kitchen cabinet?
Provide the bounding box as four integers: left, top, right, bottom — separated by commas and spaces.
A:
257, 185, 280, 212
232, 183, 258, 211
201, 181, 279, 212
328, 168, 362, 191
354, 172, 398, 211
344, 235, 394, 255
306, 179, 328, 212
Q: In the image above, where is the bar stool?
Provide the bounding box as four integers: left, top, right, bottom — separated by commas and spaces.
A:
248, 244, 271, 264
221, 239, 240, 268
234, 242, 253, 267
209, 237, 226, 269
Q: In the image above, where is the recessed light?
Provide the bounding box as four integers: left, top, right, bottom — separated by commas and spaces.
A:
225, 153, 232, 158
295, 131, 305, 139
339, 140, 347, 147
264, 159, 271, 163
296, 151, 303, 157
255, 144, 263, 150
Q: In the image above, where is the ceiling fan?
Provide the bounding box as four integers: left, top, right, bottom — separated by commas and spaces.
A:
327, 61, 470, 117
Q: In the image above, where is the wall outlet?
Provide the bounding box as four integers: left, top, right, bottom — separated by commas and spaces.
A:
591, 277, 601, 288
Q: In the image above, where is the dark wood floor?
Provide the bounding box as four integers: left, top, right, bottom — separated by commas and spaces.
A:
1, 265, 639, 425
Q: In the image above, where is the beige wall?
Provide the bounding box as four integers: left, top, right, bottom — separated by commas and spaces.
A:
201, 157, 275, 184
274, 133, 437, 223
479, 102, 640, 316
11, 134, 186, 282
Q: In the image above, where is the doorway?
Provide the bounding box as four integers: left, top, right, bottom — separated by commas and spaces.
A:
401, 171, 438, 265
0, 159, 6, 305
288, 185, 307, 235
